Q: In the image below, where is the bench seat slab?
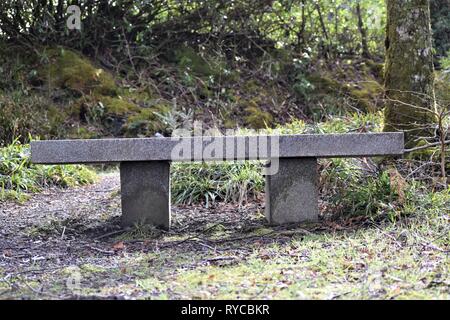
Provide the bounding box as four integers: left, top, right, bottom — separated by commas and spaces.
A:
265, 158, 319, 224
120, 161, 171, 229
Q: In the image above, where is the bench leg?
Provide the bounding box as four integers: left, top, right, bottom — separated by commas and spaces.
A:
265, 157, 319, 224
120, 161, 171, 229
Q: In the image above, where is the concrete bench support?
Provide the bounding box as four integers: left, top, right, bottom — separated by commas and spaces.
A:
265, 158, 318, 224
120, 161, 171, 229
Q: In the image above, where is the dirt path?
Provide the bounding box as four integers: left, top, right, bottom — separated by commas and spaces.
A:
0, 172, 272, 299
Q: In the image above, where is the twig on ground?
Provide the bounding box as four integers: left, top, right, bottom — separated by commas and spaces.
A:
85, 245, 114, 255
205, 231, 276, 244
205, 256, 238, 262
94, 229, 126, 240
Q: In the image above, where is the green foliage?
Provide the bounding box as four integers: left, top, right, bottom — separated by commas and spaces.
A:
171, 161, 264, 206
125, 104, 171, 137
439, 50, 450, 70
0, 44, 39, 92
0, 139, 97, 202
323, 161, 408, 218
435, 68, 450, 106
0, 1, 389, 66
175, 46, 224, 77
430, 0, 450, 58
276, 112, 384, 134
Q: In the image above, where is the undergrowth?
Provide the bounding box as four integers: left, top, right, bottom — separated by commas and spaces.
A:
2, 112, 447, 222
172, 161, 264, 206
170, 112, 448, 220
0, 139, 97, 202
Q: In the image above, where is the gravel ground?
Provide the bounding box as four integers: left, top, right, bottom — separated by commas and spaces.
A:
0, 172, 280, 299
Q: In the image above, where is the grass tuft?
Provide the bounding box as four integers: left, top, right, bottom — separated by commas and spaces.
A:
0, 139, 97, 202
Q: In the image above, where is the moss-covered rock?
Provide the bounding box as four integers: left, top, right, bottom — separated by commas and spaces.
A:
342, 80, 384, 112
244, 104, 274, 129
307, 74, 341, 94
124, 104, 170, 137
307, 67, 383, 112
39, 47, 118, 96
66, 126, 100, 139
100, 96, 141, 115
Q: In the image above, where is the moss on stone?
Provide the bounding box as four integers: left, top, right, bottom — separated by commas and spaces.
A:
100, 96, 141, 115
66, 126, 99, 139
39, 47, 118, 96
307, 74, 341, 94
119, 87, 154, 105
308, 71, 383, 112
124, 104, 170, 136
342, 80, 384, 112
244, 104, 273, 129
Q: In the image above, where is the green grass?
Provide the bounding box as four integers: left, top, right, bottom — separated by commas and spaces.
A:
133, 189, 447, 300
0, 139, 97, 202
171, 161, 264, 206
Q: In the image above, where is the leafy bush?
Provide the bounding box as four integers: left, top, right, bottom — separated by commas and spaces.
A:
0, 139, 97, 202
439, 50, 450, 70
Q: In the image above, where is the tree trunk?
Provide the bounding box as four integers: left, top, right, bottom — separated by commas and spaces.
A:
296, 0, 307, 47
314, 2, 331, 59
356, 2, 370, 58
383, 0, 437, 147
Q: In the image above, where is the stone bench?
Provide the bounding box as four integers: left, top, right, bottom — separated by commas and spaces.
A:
31, 133, 404, 229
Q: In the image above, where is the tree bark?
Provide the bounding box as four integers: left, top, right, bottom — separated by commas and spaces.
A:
314, 2, 331, 59
383, 0, 437, 147
356, 1, 370, 58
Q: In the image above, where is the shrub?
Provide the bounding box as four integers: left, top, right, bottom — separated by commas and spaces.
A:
0, 139, 97, 202
0, 92, 67, 145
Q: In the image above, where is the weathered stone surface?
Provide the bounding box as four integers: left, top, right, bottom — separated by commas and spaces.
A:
120, 161, 171, 229
265, 158, 318, 224
31, 133, 404, 164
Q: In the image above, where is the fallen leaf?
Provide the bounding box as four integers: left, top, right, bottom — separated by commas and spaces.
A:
3, 250, 12, 257
113, 241, 125, 250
